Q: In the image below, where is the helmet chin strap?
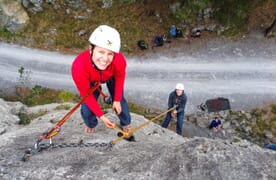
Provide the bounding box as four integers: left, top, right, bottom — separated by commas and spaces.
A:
89, 45, 101, 71
90, 54, 101, 71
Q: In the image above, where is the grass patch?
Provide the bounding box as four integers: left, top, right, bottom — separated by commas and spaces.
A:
0, 28, 20, 41
2, 0, 274, 54
55, 104, 72, 110
1, 85, 80, 107
250, 104, 276, 139
18, 110, 48, 125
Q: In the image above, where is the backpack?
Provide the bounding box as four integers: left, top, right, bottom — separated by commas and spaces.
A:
137, 40, 148, 50
205, 97, 231, 112
169, 25, 177, 37
154, 36, 163, 47
176, 29, 183, 37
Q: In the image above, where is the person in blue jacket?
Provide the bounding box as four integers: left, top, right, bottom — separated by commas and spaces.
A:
162, 83, 187, 135
209, 116, 222, 132
169, 25, 177, 38
264, 143, 276, 151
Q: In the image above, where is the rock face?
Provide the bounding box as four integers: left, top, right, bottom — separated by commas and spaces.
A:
0, 98, 276, 180
0, 0, 30, 32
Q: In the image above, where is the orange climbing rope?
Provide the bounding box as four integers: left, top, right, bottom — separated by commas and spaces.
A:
34, 81, 176, 147
38, 82, 101, 141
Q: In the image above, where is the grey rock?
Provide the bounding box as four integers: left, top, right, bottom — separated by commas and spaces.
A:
0, 99, 276, 179
196, 116, 209, 128
78, 29, 87, 36
6, 101, 27, 115
264, 130, 273, 139
0, 0, 30, 32
102, 0, 112, 9
222, 121, 231, 129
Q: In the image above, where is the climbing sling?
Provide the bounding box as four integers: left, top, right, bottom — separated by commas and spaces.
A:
22, 82, 109, 161
21, 82, 177, 161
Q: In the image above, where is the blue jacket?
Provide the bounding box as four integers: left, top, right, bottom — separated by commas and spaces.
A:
264, 143, 276, 151
210, 119, 221, 128
167, 90, 187, 113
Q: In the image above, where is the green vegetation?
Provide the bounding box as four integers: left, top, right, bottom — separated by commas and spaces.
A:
11, 85, 80, 106
18, 110, 48, 125
232, 136, 242, 143
211, 0, 250, 35
175, 0, 210, 21
55, 104, 72, 111
0, 0, 274, 54
0, 67, 80, 106
251, 104, 276, 138
271, 104, 276, 114
0, 28, 23, 42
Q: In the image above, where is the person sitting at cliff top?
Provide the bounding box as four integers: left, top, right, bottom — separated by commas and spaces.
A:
209, 116, 222, 133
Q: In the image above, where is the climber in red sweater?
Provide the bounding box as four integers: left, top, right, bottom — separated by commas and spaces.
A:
71, 25, 131, 134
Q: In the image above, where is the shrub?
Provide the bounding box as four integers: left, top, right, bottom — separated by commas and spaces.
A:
271, 104, 276, 114
18, 110, 48, 125
58, 91, 78, 102
18, 112, 31, 125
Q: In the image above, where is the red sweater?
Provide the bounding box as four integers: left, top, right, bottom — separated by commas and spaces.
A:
71, 50, 126, 117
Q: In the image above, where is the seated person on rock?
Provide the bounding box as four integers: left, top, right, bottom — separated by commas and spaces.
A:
209, 116, 222, 132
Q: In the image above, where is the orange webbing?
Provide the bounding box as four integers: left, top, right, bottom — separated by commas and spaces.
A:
42, 82, 101, 140
111, 106, 176, 144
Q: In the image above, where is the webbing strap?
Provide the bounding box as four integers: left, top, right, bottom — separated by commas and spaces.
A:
42, 82, 101, 140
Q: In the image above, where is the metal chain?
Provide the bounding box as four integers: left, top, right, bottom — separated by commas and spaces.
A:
38, 141, 113, 150
22, 140, 113, 161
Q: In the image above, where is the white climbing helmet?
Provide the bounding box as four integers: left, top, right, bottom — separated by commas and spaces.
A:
175, 83, 184, 90
89, 25, 121, 53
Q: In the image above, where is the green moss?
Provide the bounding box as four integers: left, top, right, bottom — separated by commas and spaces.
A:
232, 136, 241, 142
55, 104, 72, 110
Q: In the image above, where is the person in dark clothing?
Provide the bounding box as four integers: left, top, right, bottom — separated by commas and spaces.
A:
264, 143, 276, 151
162, 83, 187, 135
209, 116, 222, 132
153, 35, 163, 47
